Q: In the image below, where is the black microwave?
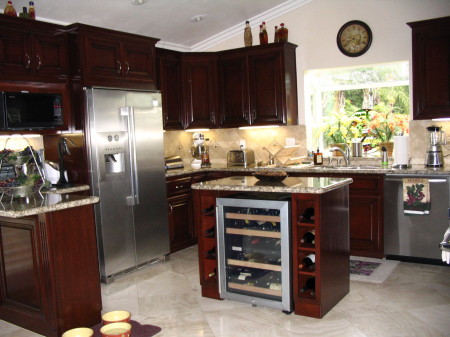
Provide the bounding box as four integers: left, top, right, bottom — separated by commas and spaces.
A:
0, 92, 64, 130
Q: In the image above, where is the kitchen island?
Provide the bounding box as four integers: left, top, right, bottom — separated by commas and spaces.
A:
192, 175, 352, 318
0, 187, 102, 337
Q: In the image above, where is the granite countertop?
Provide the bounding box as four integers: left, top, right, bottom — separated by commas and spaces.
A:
166, 164, 450, 177
191, 176, 353, 194
0, 184, 99, 218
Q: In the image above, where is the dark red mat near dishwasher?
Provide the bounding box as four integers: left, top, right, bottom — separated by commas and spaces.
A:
92, 320, 161, 336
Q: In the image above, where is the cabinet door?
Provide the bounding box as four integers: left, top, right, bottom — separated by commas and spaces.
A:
0, 27, 32, 77
83, 35, 122, 82
248, 50, 285, 125
349, 195, 383, 258
183, 55, 218, 129
122, 40, 156, 84
32, 32, 68, 78
409, 17, 450, 120
168, 193, 196, 253
218, 54, 251, 127
157, 49, 185, 130
0, 218, 52, 335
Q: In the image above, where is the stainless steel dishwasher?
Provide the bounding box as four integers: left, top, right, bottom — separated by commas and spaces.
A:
384, 174, 450, 263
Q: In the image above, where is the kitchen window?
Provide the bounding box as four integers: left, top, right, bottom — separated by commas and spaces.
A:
304, 61, 410, 153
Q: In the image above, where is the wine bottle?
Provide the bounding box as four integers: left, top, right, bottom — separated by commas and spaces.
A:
204, 226, 215, 238
299, 254, 315, 269
300, 230, 315, 244
274, 26, 279, 43
202, 204, 214, 214
300, 207, 315, 223
205, 247, 216, 258
300, 277, 315, 295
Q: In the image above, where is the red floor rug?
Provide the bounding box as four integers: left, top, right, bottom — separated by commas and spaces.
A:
92, 320, 161, 336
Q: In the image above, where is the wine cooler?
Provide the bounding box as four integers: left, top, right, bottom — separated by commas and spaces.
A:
216, 194, 292, 312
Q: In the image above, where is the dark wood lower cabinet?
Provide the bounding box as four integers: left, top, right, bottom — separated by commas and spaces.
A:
0, 205, 102, 337
167, 193, 196, 253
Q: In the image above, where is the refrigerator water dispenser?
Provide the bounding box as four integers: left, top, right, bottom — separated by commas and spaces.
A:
105, 153, 125, 174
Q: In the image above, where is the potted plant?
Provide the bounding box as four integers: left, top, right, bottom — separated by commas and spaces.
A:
321, 111, 365, 155
366, 111, 409, 155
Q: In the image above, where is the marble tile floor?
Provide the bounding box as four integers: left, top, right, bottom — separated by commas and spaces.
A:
2, 245, 450, 337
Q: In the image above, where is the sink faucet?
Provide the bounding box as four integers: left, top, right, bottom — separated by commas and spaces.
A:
262, 147, 275, 165
329, 145, 351, 166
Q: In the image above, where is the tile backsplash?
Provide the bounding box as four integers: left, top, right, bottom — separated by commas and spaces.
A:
163, 125, 307, 166
163, 120, 450, 167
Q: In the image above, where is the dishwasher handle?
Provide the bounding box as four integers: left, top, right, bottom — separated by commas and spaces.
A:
385, 175, 449, 183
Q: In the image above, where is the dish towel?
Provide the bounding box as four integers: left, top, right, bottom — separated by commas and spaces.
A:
403, 178, 430, 215
440, 227, 450, 264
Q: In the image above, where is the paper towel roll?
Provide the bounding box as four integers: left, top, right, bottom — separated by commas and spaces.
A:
393, 135, 409, 166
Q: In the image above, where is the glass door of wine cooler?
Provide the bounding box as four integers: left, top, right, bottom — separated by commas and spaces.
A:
216, 195, 292, 312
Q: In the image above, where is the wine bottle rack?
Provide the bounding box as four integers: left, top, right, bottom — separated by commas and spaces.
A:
291, 189, 349, 318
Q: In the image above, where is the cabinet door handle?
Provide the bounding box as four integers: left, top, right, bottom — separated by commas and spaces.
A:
168, 203, 173, 214
35, 55, 41, 70
116, 60, 122, 74
211, 113, 215, 124
124, 61, 130, 74
25, 53, 31, 70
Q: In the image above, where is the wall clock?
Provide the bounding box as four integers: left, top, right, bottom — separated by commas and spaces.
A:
337, 20, 372, 57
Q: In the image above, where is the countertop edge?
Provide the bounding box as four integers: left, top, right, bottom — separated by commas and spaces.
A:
192, 177, 353, 194
0, 195, 100, 218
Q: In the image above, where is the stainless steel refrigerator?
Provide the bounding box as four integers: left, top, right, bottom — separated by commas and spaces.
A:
84, 87, 169, 283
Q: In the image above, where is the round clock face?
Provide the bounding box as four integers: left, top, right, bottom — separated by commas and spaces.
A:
337, 20, 372, 57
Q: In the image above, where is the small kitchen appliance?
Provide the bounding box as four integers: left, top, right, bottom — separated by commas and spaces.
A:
190, 132, 210, 167
227, 147, 255, 168
425, 126, 446, 167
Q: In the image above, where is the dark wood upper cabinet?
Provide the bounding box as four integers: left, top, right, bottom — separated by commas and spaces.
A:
66, 23, 159, 90
0, 15, 68, 82
156, 48, 185, 130
218, 53, 251, 127
218, 42, 298, 128
182, 53, 219, 129
408, 16, 450, 120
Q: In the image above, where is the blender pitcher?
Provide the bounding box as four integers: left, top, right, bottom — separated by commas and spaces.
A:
425, 126, 446, 167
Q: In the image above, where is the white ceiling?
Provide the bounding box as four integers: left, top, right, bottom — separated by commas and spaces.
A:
3, 0, 312, 51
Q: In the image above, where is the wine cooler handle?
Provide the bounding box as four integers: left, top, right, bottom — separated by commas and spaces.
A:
215, 205, 222, 293
122, 106, 140, 205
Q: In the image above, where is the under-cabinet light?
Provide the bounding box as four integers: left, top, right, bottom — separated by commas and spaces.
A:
185, 128, 210, 132
238, 125, 279, 130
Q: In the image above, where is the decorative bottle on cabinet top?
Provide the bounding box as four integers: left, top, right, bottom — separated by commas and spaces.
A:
274, 26, 279, 43
278, 23, 288, 42
244, 21, 252, 47
28, 1, 35, 20
259, 22, 268, 45
4, 1, 17, 16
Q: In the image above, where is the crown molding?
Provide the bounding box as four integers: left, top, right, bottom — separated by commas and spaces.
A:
190, 0, 314, 51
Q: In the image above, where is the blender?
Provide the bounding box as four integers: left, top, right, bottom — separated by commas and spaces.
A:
425, 126, 446, 167
190, 133, 210, 168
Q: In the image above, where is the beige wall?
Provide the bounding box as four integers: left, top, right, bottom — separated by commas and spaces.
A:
164, 0, 450, 166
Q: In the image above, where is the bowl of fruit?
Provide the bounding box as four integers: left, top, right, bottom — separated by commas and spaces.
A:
0, 174, 44, 198
0, 147, 33, 166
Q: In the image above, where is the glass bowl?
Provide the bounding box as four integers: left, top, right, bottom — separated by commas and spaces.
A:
4, 153, 32, 166
0, 184, 42, 198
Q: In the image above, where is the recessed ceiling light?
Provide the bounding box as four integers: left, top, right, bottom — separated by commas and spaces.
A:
190, 15, 205, 23
131, 0, 144, 5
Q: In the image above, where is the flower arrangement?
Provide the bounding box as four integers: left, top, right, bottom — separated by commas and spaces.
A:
321, 111, 365, 145
366, 111, 409, 142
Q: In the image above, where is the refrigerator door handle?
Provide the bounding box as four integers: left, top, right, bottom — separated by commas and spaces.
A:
121, 106, 140, 206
